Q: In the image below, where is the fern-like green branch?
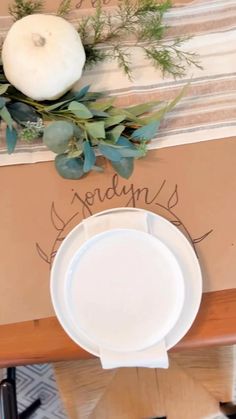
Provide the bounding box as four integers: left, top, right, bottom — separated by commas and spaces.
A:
9, 0, 43, 20
9, 0, 72, 20
57, 0, 72, 17
80, 0, 202, 78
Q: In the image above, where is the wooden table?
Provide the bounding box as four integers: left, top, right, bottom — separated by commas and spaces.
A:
0, 288, 236, 367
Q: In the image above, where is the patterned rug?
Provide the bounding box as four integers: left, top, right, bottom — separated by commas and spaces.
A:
3, 364, 67, 419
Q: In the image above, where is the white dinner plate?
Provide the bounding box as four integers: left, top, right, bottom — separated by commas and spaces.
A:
51, 207, 202, 355
64, 228, 185, 352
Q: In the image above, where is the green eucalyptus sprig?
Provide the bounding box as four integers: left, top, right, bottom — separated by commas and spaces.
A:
0, 82, 186, 179
2, 0, 196, 180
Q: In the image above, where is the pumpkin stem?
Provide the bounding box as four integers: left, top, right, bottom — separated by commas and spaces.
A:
32, 33, 46, 47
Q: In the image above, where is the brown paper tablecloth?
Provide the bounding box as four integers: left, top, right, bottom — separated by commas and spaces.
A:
1, 137, 236, 324
0, 0, 236, 325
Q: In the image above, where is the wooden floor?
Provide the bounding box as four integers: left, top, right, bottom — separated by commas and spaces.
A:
54, 346, 235, 419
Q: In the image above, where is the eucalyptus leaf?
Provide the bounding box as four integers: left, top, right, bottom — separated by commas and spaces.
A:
106, 125, 125, 143
88, 98, 115, 111
44, 99, 71, 111
165, 84, 188, 113
111, 157, 134, 179
0, 106, 14, 128
116, 137, 143, 158
43, 121, 73, 153
118, 147, 143, 158
74, 85, 90, 100
131, 120, 160, 141
55, 154, 85, 179
104, 115, 126, 128
116, 136, 134, 147
99, 140, 125, 149
108, 107, 144, 124
0, 97, 7, 110
108, 107, 127, 117
85, 121, 105, 139
140, 108, 165, 124
83, 141, 96, 172
99, 143, 122, 162
125, 101, 160, 116
142, 85, 188, 123
7, 102, 38, 123
0, 84, 10, 95
90, 109, 109, 117
68, 101, 93, 119
82, 91, 105, 102
6, 126, 18, 154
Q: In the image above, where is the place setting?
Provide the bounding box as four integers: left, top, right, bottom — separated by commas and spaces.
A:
50, 207, 202, 369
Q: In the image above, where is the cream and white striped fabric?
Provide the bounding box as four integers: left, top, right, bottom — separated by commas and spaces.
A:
0, 0, 236, 165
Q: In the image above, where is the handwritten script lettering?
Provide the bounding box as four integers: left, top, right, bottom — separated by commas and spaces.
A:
36, 174, 213, 266
71, 174, 166, 217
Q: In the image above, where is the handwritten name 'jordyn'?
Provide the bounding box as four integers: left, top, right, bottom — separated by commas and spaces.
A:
71, 174, 166, 217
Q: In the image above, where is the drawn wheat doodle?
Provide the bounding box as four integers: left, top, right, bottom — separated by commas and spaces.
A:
36, 176, 213, 268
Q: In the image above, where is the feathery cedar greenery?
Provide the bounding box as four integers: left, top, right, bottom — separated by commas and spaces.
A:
79, 0, 202, 78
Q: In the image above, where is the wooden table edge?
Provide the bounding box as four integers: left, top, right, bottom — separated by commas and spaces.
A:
0, 288, 236, 367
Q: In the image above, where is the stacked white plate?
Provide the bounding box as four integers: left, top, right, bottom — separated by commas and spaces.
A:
50, 208, 202, 368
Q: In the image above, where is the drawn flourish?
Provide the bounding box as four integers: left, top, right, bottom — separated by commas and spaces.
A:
36, 175, 213, 268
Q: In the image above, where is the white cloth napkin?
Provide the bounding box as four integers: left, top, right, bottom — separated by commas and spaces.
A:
83, 211, 148, 237
100, 340, 168, 369
83, 211, 169, 370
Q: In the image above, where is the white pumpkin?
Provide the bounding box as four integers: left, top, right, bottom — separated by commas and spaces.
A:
2, 14, 86, 101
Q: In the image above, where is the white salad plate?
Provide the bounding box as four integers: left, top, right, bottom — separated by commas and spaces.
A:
64, 228, 185, 352
50, 207, 202, 355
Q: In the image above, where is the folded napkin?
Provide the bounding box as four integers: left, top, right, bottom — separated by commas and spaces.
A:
100, 340, 168, 369
83, 210, 148, 237
83, 211, 169, 370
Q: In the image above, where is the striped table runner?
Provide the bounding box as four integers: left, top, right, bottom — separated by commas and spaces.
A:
0, 0, 236, 165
